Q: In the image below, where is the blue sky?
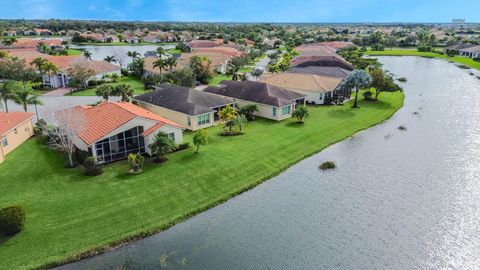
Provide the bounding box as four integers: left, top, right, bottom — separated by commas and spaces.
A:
1, 0, 479, 23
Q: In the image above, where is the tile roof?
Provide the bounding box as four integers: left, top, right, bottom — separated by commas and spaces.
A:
188, 39, 224, 48
205, 81, 305, 107
445, 43, 477, 50
0, 112, 34, 136
460, 45, 480, 53
260, 72, 344, 93
0, 38, 62, 49
134, 84, 235, 115
291, 55, 354, 71
287, 66, 351, 79
57, 102, 181, 145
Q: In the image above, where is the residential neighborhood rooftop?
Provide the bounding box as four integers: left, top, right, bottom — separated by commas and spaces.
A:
260, 72, 344, 93
0, 112, 35, 137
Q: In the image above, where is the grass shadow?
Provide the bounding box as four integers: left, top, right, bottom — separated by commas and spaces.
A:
326, 109, 355, 119
0, 235, 15, 245
285, 121, 305, 128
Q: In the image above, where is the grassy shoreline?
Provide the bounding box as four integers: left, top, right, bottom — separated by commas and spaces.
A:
0, 92, 404, 270
365, 49, 480, 70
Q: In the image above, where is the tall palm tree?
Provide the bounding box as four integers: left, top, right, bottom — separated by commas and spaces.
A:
43, 62, 60, 89
153, 58, 166, 73
83, 51, 93, 61
61, 40, 70, 49
104, 55, 116, 63
218, 105, 238, 132
165, 57, 177, 71
30, 57, 47, 77
30, 97, 43, 121
343, 70, 372, 108
13, 89, 42, 115
0, 80, 20, 113
2, 37, 17, 47
156, 47, 165, 57
149, 132, 176, 162
127, 51, 140, 59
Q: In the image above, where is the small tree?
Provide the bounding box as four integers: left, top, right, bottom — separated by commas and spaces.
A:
218, 105, 238, 132
67, 62, 95, 89
238, 104, 258, 121
113, 84, 134, 102
343, 70, 372, 108
46, 110, 82, 168
193, 129, 208, 154
149, 132, 176, 162
292, 105, 310, 123
128, 153, 145, 174
95, 84, 113, 101
369, 69, 402, 100
128, 57, 145, 78
83, 156, 103, 176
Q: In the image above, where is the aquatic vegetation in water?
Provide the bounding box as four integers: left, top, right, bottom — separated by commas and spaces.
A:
457, 64, 471, 69
397, 77, 407, 82
398, 125, 407, 131
384, 134, 393, 140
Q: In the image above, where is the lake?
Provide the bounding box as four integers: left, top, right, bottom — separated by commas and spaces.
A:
56, 56, 480, 270
70, 44, 176, 66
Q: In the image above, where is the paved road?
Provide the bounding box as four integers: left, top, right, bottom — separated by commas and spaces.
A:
246, 50, 275, 81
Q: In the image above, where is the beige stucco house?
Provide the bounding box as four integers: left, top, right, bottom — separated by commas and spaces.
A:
0, 112, 35, 163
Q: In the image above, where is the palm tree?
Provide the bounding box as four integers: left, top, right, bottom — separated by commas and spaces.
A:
153, 58, 166, 73
165, 57, 177, 71
110, 73, 120, 82
113, 84, 134, 102
291, 105, 310, 123
218, 105, 238, 132
127, 51, 140, 59
0, 51, 8, 59
156, 47, 165, 57
43, 62, 60, 89
83, 51, 92, 61
13, 89, 42, 116
61, 40, 70, 49
95, 84, 113, 101
30, 57, 47, 77
104, 55, 116, 63
0, 80, 21, 113
343, 70, 372, 108
30, 97, 43, 121
149, 132, 176, 162
2, 37, 17, 47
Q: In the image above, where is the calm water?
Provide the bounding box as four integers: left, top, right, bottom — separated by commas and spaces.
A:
56, 57, 480, 270
71, 44, 175, 65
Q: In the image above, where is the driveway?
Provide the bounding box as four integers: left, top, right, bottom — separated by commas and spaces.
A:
42, 87, 74, 97
246, 49, 275, 81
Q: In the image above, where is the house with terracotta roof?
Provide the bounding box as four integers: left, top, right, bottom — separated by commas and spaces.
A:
0, 112, 35, 164
134, 84, 236, 131
205, 81, 306, 121
260, 68, 352, 105
291, 55, 354, 71
57, 102, 183, 164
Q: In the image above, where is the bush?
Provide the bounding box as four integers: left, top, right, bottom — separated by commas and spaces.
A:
474, 58, 480, 62
371, 44, 384, 51
417, 45, 432, 52
176, 142, 190, 151
363, 90, 374, 101
121, 68, 129, 77
83, 156, 103, 176
319, 161, 336, 170
88, 79, 98, 87
397, 77, 407, 82
0, 206, 25, 236
221, 131, 244, 136
33, 119, 48, 135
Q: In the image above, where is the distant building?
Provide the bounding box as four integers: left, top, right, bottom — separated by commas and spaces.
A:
452, 19, 465, 24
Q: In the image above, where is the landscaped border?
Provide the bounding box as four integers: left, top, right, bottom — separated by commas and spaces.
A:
37, 93, 405, 270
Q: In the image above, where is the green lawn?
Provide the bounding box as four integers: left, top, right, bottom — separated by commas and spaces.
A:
66, 49, 82, 56
167, 48, 182, 55
209, 74, 232, 86
0, 92, 404, 270
67, 76, 146, 96
365, 49, 480, 71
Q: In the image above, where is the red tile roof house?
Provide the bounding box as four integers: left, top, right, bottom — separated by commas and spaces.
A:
0, 112, 35, 163
56, 102, 183, 164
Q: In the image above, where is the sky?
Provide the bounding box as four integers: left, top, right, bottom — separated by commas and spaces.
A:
0, 0, 479, 23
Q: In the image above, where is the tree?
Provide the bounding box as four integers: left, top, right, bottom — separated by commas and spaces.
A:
152, 58, 166, 73
110, 73, 120, 82
127, 51, 140, 59
104, 55, 116, 63
30, 57, 47, 77
128, 57, 145, 78
149, 132, 176, 162
12, 88, 40, 113
156, 47, 165, 57
292, 105, 310, 123
67, 62, 95, 89
0, 51, 8, 59
369, 69, 402, 100
189, 56, 214, 84
113, 84, 134, 102
165, 56, 177, 71
46, 110, 82, 168
0, 80, 21, 113
43, 61, 60, 88
251, 68, 264, 80
163, 67, 196, 87
192, 129, 208, 154
238, 104, 258, 121
1, 57, 37, 91
2, 37, 17, 47
82, 51, 92, 61
112, 47, 126, 68
343, 70, 372, 108
95, 84, 113, 101
61, 40, 70, 49
218, 104, 238, 132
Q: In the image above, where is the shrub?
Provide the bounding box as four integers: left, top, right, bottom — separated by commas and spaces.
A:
128, 153, 145, 174
0, 206, 25, 236
319, 161, 336, 170
221, 131, 244, 136
83, 156, 103, 176
417, 45, 432, 52
398, 125, 407, 131
88, 79, 98, 87
33, 119, 48, 135
176, 142, 190, 151
121, 68, 129, 77
397, 77, 407, 82
371, 43, 384, 51
363, 90, 374, 101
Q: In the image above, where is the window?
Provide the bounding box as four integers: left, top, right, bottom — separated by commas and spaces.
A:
272, 107, 277, 116
187, 116, 191, 127
94, 126, 146, 164
319, 94, 323, 100
14, 128, 18, 134
1, 138, 8, 147
168, 133, 175, 141
281, 105, 291, 116
197, 114, 210, 126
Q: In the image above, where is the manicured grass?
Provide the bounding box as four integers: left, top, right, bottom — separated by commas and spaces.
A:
66, 49, 82, 56
167, 48, 182, 55
0, 91, 404, 270
209, 74, 232, 86
365, 49, 480, 71
66, 76, 146, 96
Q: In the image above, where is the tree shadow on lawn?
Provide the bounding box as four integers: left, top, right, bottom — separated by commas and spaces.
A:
285, 121, 306, 128
0, 235, 15, 245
